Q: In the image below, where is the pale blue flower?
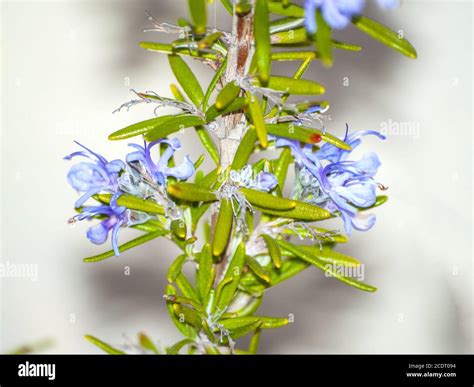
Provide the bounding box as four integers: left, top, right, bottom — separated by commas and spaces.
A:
277, 128, 386, 235
305, 0, 399, 33
230, 165, 278, 192
126, 138, 194, 186
305, 0, 365, 32
65, 141, 125, 208
377, 0, 399, 10
72, 192, 127, 255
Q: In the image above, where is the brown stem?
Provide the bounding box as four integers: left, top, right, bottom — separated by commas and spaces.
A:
213, 4, 255, 282
217, 5, 255, 169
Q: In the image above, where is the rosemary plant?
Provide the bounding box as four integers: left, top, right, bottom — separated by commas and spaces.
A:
65, 0, 416, 354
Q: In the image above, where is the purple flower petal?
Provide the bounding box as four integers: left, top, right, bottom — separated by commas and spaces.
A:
377, 0, 399, 10
87, 221, 110, 245
255, 172, 278, 192
321, 0, 351, 29
164, 155, 195, 181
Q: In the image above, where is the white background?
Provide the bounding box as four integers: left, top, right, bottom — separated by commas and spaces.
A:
1, 0, 472, 353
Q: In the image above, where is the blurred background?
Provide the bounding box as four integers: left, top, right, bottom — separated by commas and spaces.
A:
1, 0, 472, 354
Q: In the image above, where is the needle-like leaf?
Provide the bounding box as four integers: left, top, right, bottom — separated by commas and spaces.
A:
168, 55, 205, 106
352, 16, 417, 59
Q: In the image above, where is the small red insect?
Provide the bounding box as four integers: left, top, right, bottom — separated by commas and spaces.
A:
310, 133, 322, 143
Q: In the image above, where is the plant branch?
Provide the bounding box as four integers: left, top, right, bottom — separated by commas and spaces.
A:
213, 3, 255, 282
218, 5, 255, 169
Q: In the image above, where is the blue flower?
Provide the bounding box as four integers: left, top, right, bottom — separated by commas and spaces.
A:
277, 129, 386, 235
305, 0, 365, 32
126, 138, 195, 186
65, 141, 125, 208
72, 192, 128, 255
230, 165, 278, 192
377, 0, 399, 10
304, 0, 399, 33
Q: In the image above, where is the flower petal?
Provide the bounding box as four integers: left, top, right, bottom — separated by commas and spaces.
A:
351, 212, 376, 232
67, 162, 110, 192
333, 182, 377, 208
86, 222, 110, 245
304, 0, 318, 34
377, 0, 399, 9
322, 0, 351, 29
111, 219, 124, 256
335, 0, 365, 15
255, 172, 278, 192
164, 155, 195, 181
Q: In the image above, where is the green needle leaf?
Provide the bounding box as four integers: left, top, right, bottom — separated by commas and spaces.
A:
188, 0, 207, 35
203, 56, 228, 110
132, 220, 165, 233
196, 244, 215, 304
198, 31, 223, 49
195, 126, 219, 165
271, 50, 317, 61
171, 219, 187, 240
167, 254, 187, 283
108, 115, 175, 140
220, 316, 289, 330
212, 198, 234, 257
315, 10, 333, 67
220, 0, 233, 15
270, 15, 304, 34
215, 243, 245, 310
352, 16, 417, 59
232, 296, 263, 318
262, 235, 282, 269
138, 332, 159, 354
246, 93, 268, 148
228, 321, 263, 340
240, 258, 310, 295
278, 240, 377, 292
332, 40, 362, 52
139, 41, 218, 60
271, 258, 309, 286
205, 97, 247, 122
167, 182, 217, 202
176, 273, 199, 302
254, 76, 325, 95
96, 193, 165, 215
168, 55, 205, 106
268, 2, 304, 18
144, 114, 206, 142
246, 255, 271, 283
165, 284, 196, 338
84, 335, 125, 354
231, 127, 257, 170
253, 199, 331, 221
170, 84, 187, 102
248, 329, 262, 354
240, 188, 296, 210
255, 0, 271, 84
216, 81, 241, 111
272, 147, 293, 191
173, 304, 202, 329
83, 229, 169, 263
299, 245, 360, 267
167, 339, 195, 355
165, 294, 203, 314
271, 27, 308, 45
266, 123, 351, 150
